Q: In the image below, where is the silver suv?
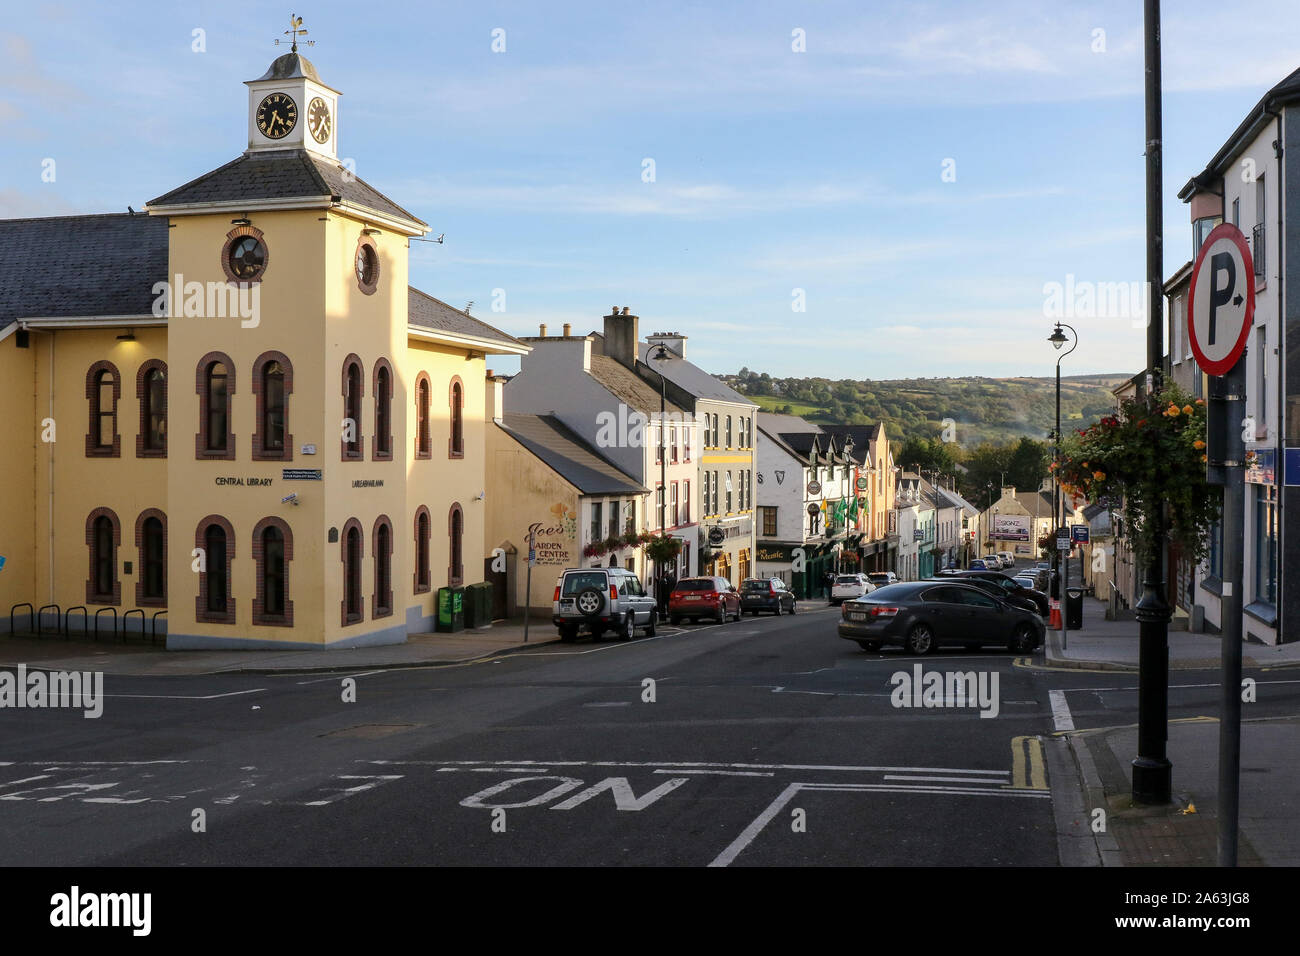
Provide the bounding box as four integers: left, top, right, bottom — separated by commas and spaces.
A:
552, 567, 657, 642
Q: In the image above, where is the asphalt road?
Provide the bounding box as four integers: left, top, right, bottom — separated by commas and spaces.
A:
2, 599, 1297, 866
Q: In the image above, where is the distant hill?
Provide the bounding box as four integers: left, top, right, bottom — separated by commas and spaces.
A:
720, 370, 1128, 447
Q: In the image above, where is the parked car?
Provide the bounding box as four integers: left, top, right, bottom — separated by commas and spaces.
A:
1014, 573, 1040, 592
553, 567, 657, 642
830, 573, 876, 605
838, 581, 1044, 654
997, 551, 1017, 569
867, 571, 898, 587
669, 576, 741, 625
951, 569, 1050, 616
741, 577, 797, 616
932, 575, 1040, 616
967, 559, 990, 571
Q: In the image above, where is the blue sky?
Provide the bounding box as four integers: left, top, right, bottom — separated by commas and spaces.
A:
4, 1, 1299, 379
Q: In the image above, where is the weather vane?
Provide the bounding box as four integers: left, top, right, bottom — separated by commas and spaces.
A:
275, 14, 315, 53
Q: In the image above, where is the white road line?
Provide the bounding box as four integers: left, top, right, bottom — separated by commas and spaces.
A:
654, 769, 775, 777
435, 767, 551, 773
1049, 690, 1075, 731
582, 702, 631, 708
102, 689, 267, 700
367, 758, 1010, 775
806, 783, 1052, 798
294, 670, 387, 685
1060, 679, 1300, 693
709, 783, 802, 867
882, 774, 1006, 785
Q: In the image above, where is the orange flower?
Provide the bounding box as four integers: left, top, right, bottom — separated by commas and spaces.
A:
1195, 398, 1206, 406
1201, 454, 1208, 463
1093, 471, 1106, 480
1182, 404, 1194, 415
1193, 440, 1206, 450
1167, 404, 1181, 416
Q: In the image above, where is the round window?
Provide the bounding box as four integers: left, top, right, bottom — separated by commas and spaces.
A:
355, 238, 379, 294
228, 236, 266, 280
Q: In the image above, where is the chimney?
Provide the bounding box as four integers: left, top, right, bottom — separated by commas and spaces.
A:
539, 323, 548, 337
602, 305, 639, 369
562, 323, 572, 336
646, 331, 687, 359
485, 371, 506, 424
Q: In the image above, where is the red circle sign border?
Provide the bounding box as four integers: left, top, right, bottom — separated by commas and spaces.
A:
1187, 222, 1255, 376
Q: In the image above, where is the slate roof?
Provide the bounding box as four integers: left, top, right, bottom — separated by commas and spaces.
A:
636, 343, 756, 407
147, 149, 425, 227
498, 413, 646, 496
408, 287, 526, 350
588, 354, 688, 417
0, 213, 169, 331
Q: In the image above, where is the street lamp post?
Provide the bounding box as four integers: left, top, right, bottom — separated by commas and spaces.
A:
1049, 322, 1077, 649
651, 343, 670, 620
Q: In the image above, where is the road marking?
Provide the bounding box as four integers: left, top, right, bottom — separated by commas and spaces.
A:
654, 769, 775, 777
436, 767, 552, 773
302, 774, 403, 806
709, 783, 802, 868
883, 774, 1005, 785
1048, 690, 1075, 731
582, 702, 631, 708
102, 689, 267, 700
366, 759, 1012, 775
294, 670, 387, 685
1008, 736, 1048, 790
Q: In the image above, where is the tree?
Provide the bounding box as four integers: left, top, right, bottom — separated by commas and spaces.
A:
1006, 436, 1049, 493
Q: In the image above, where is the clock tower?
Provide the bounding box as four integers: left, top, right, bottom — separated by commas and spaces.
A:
245, 49, 340, 159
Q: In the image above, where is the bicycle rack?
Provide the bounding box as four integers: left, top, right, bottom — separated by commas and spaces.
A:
121, 609, 145, 642
36, 604, 61, 639
9, 603, 33, 636
64, 606, 87, 640
150, 610, 167, 645
93, 607, 117, 642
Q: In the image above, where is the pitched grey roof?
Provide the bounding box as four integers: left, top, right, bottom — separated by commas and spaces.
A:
252, 52, 324, 85
498, 413, 646, 496
0, 213, 169, 331
147, 149, 426, 226
589, 354, 688, 417
637, 343, 756, 407
408, 287, 526, 350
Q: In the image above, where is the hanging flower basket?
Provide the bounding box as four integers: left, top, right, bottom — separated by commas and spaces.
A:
1057, 382, 1218, 564
644, 533, 683, 565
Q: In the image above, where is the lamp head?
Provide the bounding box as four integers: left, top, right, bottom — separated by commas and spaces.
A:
1048, 325, 1068, 350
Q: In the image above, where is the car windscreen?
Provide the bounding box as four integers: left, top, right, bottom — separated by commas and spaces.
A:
835, 576, 860, 585
561, 572, 607, 595
674, 579, 715, 592
867, 574, 890, 583
741, 580, 770, 591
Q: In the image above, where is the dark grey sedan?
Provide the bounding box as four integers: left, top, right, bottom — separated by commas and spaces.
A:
837, 581, 1044, 654
740, 577, 797, 615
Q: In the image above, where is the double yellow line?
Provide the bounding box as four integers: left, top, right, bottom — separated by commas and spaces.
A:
1007, 735, 1047, 790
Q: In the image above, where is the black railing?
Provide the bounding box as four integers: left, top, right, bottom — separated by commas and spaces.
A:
9, 603, 33, 635
64, 606, 87, 639
93, 607, 117, 642
1253, 222, 1266, 277
121, 609, 145, 642
150, 610, 167, 645
36, 604, 61, 638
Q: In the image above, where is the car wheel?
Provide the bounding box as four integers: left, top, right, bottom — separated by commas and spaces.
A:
619, 613, 634, 641
905, 622, 937, 655
1009, 623, 1037, 654
558, 624, 578, 643
645, 614, 656, 637
774, 602, 782, 616
856, 640, 881, 652
789, 600, 796, 615
576, 587, 606, 618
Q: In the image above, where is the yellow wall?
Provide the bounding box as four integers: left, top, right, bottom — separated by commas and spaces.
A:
0, 332, 37, 622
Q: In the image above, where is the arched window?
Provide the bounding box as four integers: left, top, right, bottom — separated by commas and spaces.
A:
341, 518, 364, 625
253, 517, 293, 626
195, 515, 235, 624
85, 508, 121, 605
85, 361, 121, 457
448, 503, 464, 586
449, 377, 464, 458
415, 374, 431, 459
373, 515, 393, 618
136, 361, 167, 457
414, 506, 431, 593
135, 510, 167, 606
341, 355, 364, 460
196, 353, 235, 459
373, 359, 393, 460
253, 352, 293, 460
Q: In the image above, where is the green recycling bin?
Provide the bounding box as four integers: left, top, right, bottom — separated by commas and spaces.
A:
463, 582, 492, 629
437, 586, 465, 632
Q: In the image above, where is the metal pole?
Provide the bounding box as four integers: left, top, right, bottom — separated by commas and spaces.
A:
1132, 0, 1172, 805
1217, 356, 1246, 864
655, 346, 668, 619
524, 529, 533, 643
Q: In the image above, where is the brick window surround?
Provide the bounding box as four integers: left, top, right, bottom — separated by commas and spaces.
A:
372, 514, 394, 619
448, 503, 464, 587
341, 354, 365, 461
355, 233, 380, 295
135, 360, 167, 458
220, 224, 269, 285
195, 352, 236, 460
448, 376, 465, 459
195, 514, 236, 625
85, 507, 121, 606
252, 350, 294, 461
372, 358, 394, 461
252, 516, 294, 627
413, 505, 431, 594
134, 508, 167, 607
85, 360, 121, 458
414, 372, 432, 460
340, 517, 364, 626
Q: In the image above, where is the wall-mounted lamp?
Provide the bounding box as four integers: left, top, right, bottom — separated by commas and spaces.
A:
231, 217, 252, 226
362, 227, 382, 236
116, 329, 136, 341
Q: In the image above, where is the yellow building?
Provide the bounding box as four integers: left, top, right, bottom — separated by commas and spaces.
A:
0, 48, 527, 648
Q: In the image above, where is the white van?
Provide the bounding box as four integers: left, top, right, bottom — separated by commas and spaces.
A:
997, 551, 1016, 569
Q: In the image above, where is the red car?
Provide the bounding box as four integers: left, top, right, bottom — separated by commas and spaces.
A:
669, 576, 741, 625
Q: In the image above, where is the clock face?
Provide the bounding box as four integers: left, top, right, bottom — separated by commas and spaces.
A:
308, 97, 332, 144
256, 92, 298, 140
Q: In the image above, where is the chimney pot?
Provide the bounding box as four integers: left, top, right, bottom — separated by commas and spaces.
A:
562, 323, 572, 336
539, 323, 548, 336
